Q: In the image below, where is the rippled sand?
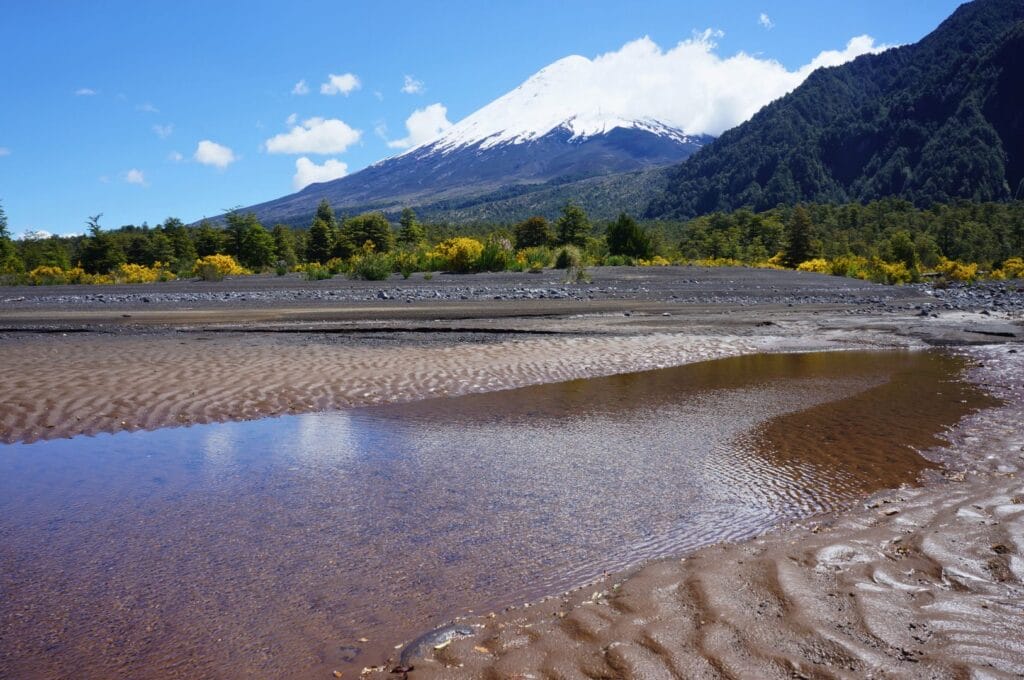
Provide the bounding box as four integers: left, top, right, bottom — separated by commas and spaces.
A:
0, 332, 779, 443
396, 345, 1024, 679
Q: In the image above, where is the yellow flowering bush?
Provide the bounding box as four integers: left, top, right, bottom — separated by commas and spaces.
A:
27, 266, 113, 285
871, 259, 913, 284
516, 246, 553, 272
27, 266, 70, 285
994, 257, 1024, 280
115, 262, 176, 283
826, 255, 870, 279
637, 255, 672, 267
934, 257, 978, 282
192, 254, 250, 280
693, 257, 744, 268
796, 258, 830, 274
429, 237, 484, 273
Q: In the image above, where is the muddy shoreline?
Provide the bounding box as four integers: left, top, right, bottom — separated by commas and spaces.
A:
1, 267, 1022, 678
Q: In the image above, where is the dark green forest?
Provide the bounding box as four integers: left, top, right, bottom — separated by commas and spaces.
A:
646, 0, 1024, 219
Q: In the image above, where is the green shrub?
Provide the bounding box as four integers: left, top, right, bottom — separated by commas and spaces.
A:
554, 245, 583, 270
478, 237, 515, 272
603, 254, 634, 267
303, 264, 332, 281
195, 263, 224, 282
349, 250, 392, 281
517, 246, 552, 272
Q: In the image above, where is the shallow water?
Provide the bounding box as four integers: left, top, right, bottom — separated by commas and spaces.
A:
0, 350, 989, 679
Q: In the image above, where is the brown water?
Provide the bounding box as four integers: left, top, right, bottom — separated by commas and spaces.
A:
0, 350, 990, 679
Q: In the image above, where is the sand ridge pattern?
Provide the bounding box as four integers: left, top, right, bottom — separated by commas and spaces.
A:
393, 345, 1024, 679
0, 332, 775, 444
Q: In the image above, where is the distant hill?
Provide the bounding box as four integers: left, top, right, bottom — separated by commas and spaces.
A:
237, 53, 711, 227
646, 0, 1024, 219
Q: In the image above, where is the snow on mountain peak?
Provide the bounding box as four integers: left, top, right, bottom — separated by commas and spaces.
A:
413, 51, 693, 154
404, 33, 890, 156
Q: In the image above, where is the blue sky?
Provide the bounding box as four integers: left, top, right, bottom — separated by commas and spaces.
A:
0, 0, 963, 236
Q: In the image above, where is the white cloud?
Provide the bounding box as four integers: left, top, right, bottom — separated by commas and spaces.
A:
286, 112, 298, 126
75, 88, 97, 96
124, 168, 147, 185
20, 229, 52, 241
153, 123, 174, 139
373, 90, 384, 101
401, 75, 425, 94
804, 35, 890, 70
137, 102, 159, 113
320, 72, 360, 95
194, 140, 237, 168
168, 151, 184, 162
758, 13, 774, 29
98, 175, 110, 183
0, 147, 9, 157
293, 157, 349, 190
459, 32, 891, 141
292, 79, 310, 95
386, 103, 453, 149
19, 229, 51, 240
264, 117, 361, 154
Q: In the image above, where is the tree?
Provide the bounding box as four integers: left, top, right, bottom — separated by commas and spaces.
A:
20, 235, 70, 270
514, 216, 554, 249
555, 202, 590, 247
147, 231, 176, 264
306, 218, 335, 263
397, 207, 426, 247
341, 212, 394, 253
162, 218, 197, 265
272, 224, 298, 267
606, 212, 654, 258
193, 221, 226, 257
888, 229, 919, 269
224, 210, 260, 259
0, 200, 23, 274
315, 199, 337, 232
782, 205, 816, 267
238, 222, 276, 270
79, 214, 127, 274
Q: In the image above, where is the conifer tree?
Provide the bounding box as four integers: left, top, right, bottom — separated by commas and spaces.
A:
606, 212, 653, 258
397, 207, 426, 247
555, 202, 590, 247
782, 205, 816, 267
79, 214, 127, 274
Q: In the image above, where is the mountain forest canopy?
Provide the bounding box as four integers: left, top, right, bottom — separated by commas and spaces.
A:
646, 0, 1024, 219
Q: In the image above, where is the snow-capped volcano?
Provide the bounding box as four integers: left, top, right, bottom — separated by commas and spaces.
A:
407, 55, 704, 154
238, 53, 712, 226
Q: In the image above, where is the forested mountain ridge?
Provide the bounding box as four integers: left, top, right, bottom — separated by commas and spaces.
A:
646, 0, 1024, 219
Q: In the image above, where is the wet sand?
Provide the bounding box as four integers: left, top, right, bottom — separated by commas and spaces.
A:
0, 332, 781, 444
0, 351, 986, 680
1, 268, 1022, 679
394, 345, 1024, 679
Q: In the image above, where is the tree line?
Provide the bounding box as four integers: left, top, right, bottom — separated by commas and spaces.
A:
1, 197, 1022, 284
